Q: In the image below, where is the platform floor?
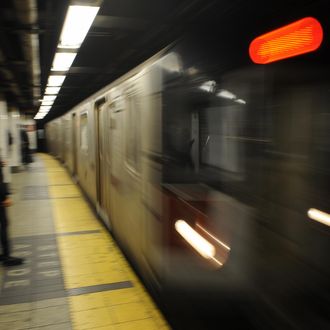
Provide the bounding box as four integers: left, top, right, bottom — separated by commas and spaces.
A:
0, 154, 170, 330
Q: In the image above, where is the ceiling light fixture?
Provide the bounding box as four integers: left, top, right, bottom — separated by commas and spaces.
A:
41, 101, 54, 106
45, 87, 60, 94
47, 75, 66, 86
43, 95, 57, 101
51, 52, 77, 71
59, 5, 100, 49
40, 106, 51, 112
36, 5, 100, 120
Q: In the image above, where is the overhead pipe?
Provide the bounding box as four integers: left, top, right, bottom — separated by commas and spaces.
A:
0, 49, 22, 99
13, 0, 41, 106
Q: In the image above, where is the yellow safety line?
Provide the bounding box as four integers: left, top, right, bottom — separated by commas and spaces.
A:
41, 154, 170, 330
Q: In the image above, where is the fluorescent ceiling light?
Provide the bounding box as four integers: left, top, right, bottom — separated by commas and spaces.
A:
48, 75, 66, 86
40, 106, 51, 112
43, 95, 57, 101
41, 101, 54, 106
45, 87, 60, 94
35, 114, 46, 119
59, 5, 100, 49
51, 52, 77, 71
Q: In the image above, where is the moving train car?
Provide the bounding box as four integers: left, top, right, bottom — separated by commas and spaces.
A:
46, 3, 330, 329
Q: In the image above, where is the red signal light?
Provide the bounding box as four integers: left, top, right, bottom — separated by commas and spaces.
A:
249, 17, 323, 64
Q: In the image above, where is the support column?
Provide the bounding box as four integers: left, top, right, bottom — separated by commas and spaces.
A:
8, 107, 21, 171
0, 96, 11, 182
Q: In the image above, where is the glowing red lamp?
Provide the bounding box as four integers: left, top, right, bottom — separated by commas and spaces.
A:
249, 17, 323, 64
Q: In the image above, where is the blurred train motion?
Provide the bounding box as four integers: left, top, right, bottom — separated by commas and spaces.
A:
45, 3, 330, 329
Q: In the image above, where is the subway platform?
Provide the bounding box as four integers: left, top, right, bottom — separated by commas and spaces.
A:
0, 154, 170, 330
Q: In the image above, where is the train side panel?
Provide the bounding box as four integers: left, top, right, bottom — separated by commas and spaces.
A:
76, 102, 97, 204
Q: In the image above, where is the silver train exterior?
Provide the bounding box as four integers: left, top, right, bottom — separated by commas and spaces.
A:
45, 18, 330, 329
46, 49, 181, 284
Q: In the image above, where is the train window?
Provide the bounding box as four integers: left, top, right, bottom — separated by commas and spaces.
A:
199, 104, 244, 174
125, 95, 140, 172
80, 113, 88, 151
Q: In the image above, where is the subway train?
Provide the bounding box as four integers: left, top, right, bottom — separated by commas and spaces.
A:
45, 4, 330, 330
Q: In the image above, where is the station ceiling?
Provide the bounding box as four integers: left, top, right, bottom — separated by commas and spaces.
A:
0, 0, 216, 122
0, 0, 319, 124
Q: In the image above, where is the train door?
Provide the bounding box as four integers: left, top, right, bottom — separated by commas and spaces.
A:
121, 85, 144, 264
108, 95, 125, 238
65, 118, 71, 168
140, 91, 164, 284
72, 113, 77, 176
95, 99, 103, 207
95, 98, 111, 227
60, 117, 66, 162
55, 121, 59, 157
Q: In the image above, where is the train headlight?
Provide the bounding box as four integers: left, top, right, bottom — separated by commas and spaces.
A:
175, 220, 216, 259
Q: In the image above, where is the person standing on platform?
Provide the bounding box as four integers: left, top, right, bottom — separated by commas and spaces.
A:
0, 159, 23, 266
20, 126, 32, 167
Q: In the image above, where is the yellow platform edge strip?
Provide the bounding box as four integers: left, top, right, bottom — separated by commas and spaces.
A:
41, 154, 170, 330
